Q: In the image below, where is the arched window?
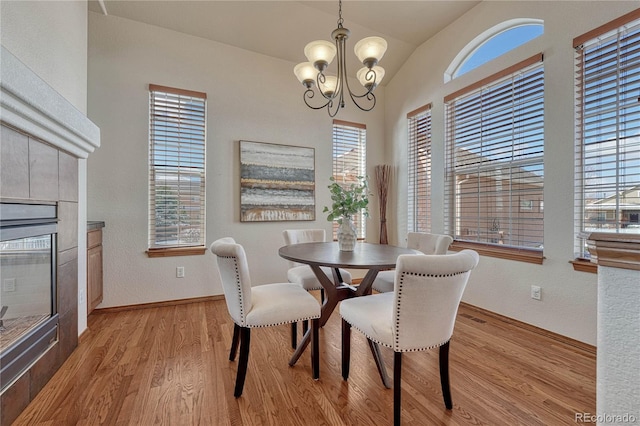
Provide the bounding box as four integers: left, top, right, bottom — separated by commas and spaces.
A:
445, 19, 543, 82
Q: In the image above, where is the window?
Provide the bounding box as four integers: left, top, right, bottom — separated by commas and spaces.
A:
445, 19, 544, 82
444, 54, 545, 263
407, 104, 432, 233
148, 84, 207, 256
574, 10, 640, 259
332, 120, 367, 239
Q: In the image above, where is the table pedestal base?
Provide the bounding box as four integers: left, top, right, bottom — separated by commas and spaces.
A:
288, 268, 391, 388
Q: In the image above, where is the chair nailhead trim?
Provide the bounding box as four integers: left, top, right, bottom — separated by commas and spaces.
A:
395, 274, 404, 348
343, 319, 451, 352
246, 315, 321, 328
394, 269, 467, 350
220, 255, 245, 324
402, 271, 467, 278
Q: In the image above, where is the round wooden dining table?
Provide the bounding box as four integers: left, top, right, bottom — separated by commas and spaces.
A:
279, 241, 420, 387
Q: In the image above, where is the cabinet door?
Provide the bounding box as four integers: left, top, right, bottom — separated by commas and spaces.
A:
87, 244, 103, 314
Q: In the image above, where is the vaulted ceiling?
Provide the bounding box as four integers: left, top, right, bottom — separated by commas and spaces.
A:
88, 1, 480, 84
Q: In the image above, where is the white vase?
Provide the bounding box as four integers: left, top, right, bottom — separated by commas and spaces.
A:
337, 216, 357, 251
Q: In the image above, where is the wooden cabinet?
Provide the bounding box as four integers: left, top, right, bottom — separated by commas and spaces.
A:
87, 228, 103, 315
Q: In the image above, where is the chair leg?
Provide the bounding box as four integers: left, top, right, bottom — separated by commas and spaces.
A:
229, 323, 240, 361
291, 322, 298, 349
394, 352, 402, 426
320, 288, 325, 303
234, 327, 251, 398
439, 341, 453, 409
368, 339, 392, 389
302, 319, 309, 335
311, 318, 320, 380
341, 319, 351, 380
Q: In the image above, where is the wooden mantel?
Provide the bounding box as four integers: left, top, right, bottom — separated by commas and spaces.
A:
587, 232, 640, 271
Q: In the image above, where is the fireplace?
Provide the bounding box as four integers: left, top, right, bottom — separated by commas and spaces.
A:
0, 203, 59, 393
1, 46, 99, 425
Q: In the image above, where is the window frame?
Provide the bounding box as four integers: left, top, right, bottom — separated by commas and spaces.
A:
444, 54, 545, 264
572, 9, 640, 272
147, 84, 207, 257
445, 18, 544, 83
331, 119, 367, 240
407, 104, 432, 233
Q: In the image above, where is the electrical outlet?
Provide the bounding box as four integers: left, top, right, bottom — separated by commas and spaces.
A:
176, 267, 185, 278
3, 278, 16, 292
531, 285, 541, 300
79, 289, 85, 304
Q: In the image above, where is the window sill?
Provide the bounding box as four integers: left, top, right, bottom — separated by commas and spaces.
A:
449, 241, 544, 264
570, 258, 597, 274
146, 246, 207, 258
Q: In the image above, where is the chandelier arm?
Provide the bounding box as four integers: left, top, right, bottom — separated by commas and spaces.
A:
303, 88, 333, 110
336, 35, 347, 109
364, 68, 377, 92
342, 65, 376, 112
327, 101, 341, 117
316, 72, 335, 100
352, 93, 377, 112
344, 66, 376, 98
347, 90, 377, 112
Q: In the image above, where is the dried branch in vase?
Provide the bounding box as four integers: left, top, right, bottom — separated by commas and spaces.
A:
375, 164, 391, 244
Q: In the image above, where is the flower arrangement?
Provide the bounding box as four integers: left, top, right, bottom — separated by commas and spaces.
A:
323, 176, 370, 223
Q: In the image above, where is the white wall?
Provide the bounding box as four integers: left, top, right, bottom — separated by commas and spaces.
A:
87, 12, 385, 308
1, 0, 88, 114
1, 0, 91, 334
385, 1, 639, 345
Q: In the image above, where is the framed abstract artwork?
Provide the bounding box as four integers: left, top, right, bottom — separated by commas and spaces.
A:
240, 140, 315, 222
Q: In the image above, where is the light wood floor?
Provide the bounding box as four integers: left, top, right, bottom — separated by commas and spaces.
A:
13, 297, 596, 425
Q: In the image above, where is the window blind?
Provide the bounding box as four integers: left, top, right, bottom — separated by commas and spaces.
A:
407, 104, 432, 233
444, 54, 544, 250
149, 84, 206, 249
574, 12, 640, 258
332, 120, 367, 239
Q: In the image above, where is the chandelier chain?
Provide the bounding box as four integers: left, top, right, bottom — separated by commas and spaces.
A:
337, 0, 344, 28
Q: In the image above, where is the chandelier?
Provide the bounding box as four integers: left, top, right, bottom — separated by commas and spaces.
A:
293, 0, 387, 117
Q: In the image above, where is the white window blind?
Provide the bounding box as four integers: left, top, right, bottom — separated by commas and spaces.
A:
332, 120, 367, 239
407, 104, 432, 233
149, 84, 206, 249
574, 12, 640, 258
444, 54, 544, 250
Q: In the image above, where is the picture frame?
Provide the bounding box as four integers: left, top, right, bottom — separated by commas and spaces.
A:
240, 140, 315, 222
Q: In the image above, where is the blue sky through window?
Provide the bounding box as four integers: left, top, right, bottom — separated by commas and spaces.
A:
457, 25, 543, 77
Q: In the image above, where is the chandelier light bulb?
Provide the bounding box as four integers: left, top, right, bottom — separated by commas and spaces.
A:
294, 62, 318, 88
304, 40, 337, 72
321, 76, 338, 97
357, 66, 385, 90
354, 36, 388, 68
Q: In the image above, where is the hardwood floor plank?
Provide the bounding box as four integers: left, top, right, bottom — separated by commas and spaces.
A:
12, 299, 595, 425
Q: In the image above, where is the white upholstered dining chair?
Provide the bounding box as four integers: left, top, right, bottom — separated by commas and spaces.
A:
372, 232, 453, 293
340, 249, 479, 425
282, 229, 352, 348
210, 237, 321, 397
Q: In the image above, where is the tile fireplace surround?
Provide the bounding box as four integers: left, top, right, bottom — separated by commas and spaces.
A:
0, 47, 100, 425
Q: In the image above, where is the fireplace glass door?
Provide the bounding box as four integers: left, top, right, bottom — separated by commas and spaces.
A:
0, 203, 58, 392
0, 234, 54, 353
